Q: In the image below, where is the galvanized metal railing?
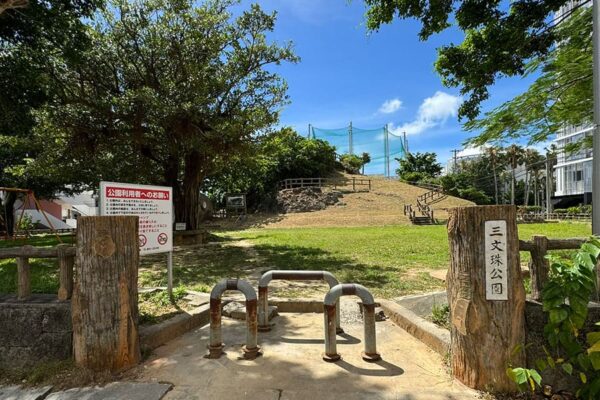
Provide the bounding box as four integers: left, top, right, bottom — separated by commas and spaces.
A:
258, 270, 342, 333
322, 283, 380, 362
207, 279, 261, 360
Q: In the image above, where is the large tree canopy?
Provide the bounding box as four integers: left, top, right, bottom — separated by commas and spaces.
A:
465, 7, 592, 146
31, 0, 297, 228
364, 0, 585, 120
0, 0, 102, 234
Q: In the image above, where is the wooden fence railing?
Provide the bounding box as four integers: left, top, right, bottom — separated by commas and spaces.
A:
278, 177, 372, 192
0, 244, 76, 300
519, 236, 587, 301
518, 212, 592, 222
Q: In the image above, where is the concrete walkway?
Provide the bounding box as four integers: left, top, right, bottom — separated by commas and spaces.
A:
140, 300, 480, 400
0, 382, 172, 400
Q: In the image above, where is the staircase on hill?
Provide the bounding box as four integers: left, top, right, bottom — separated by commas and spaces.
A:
403, 183, 447, 225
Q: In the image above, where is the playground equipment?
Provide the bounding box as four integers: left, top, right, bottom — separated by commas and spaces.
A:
207, 279, 260, 360
0, 187, 62, 241
258, 270, 342, 333
322, 283, 380, 363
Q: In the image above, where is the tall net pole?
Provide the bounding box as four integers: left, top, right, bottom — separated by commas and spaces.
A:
385, 125, 390, 178
349, 121, 353, 155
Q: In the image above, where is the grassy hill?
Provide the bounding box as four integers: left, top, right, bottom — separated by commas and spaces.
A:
235, 173, 474, 229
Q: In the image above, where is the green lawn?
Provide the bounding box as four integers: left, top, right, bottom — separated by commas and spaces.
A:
0, 223, 592, 299
221, 222, 592, 298
0, 235, 74, 294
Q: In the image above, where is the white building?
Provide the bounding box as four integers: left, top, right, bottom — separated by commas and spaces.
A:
553, 125, 593, 206
551, 1, 594, 207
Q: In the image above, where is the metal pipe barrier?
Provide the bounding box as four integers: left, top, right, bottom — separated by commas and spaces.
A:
322, 283, 381, 362
207, 278, 261, 360
258, 270, 342, 333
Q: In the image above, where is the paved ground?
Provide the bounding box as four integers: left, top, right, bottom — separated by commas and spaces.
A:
139, 300, 480, 400
0, 382, 172, 400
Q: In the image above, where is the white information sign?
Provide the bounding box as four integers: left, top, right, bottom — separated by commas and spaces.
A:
484, 220, 508, 301
99, 182, 173, 255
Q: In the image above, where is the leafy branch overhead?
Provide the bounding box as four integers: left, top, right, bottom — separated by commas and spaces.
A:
466, 7, 593, 146
364, 0, 587, 121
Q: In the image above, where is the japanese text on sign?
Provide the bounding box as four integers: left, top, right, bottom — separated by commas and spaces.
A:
485, 220, 508, 300
100, 182, 173, 255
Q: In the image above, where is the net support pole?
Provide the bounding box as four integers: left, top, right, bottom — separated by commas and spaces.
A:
385, 125, 390, 178
348, 121, 353, 155
308, 124, 312, 139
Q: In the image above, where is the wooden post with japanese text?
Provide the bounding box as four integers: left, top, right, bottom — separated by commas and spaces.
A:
447, 205, 525, 392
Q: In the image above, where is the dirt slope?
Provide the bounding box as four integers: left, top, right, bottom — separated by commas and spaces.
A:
227, 174, 474, 229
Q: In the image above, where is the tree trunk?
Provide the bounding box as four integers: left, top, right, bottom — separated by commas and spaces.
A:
72, 216, 140, 372
511, 168, 516, 205
493, 167, 499, 205
524, 171, 530, 206
3, 192, 16, 237
447, 205, 525, 392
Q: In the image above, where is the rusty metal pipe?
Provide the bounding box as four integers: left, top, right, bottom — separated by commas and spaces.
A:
322, 283, 381, 362
258, 270, 342, 333
207, 278, 260, 360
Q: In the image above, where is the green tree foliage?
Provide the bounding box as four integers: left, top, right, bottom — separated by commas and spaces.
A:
364, 0, 581, 120
466, 7, 593, 145
30, 0, 298, 228
0, 0, 101, 234
204, 128, 337, 210
396, 152, 442, 182
361, 152, 371, 174
339, 154, 365, 175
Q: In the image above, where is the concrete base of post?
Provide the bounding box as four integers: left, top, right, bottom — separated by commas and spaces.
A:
361, 351, 381, 362
206, 344, 225, 359
242, 345, 262, 360
322, 352, 341, 362
257, 325, 272, 332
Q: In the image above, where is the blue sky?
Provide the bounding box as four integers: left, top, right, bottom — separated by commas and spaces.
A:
240, 1, 537, 174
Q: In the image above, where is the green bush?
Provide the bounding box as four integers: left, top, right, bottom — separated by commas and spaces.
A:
458, 187, 492, 205
400, 171, 429, 184
554, 209, 568, 214
338, 153, 364, 174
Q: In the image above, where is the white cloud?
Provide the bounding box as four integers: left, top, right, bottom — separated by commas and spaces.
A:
389, 91, 461, 135
378, 98, 403, 114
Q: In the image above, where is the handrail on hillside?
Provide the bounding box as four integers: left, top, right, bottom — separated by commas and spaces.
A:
278, 177, 372, 192
0, 244, 76, 300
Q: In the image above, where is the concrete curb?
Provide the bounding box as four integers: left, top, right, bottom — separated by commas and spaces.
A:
139, 304, 211, 351
378, 299, 450, 356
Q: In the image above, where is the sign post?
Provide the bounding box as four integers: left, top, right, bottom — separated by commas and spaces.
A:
446, 205, 525, 392
99, 182, 174, 296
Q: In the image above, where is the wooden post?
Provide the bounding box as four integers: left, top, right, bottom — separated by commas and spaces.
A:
72, 216, 141, 371
17, 246, 32, 299
447, 205, 525, 392
528, 235, 549, 301
57, 244, 74, 301
353, 178, 356, 192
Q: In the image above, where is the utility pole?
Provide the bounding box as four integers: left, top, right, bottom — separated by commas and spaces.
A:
349, 121, 353, 155
451, 149, 460, 174
593, 0, 600, 234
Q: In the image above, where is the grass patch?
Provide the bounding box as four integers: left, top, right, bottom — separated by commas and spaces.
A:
0, 234, 74, 294
429, 303, 450, 330
138, 286, 192, 325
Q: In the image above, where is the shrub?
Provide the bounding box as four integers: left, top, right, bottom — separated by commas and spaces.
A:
338, 154, 364, 174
